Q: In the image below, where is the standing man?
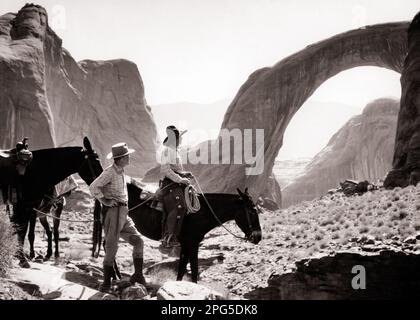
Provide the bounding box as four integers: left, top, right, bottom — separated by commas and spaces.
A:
160, 126, 194, 248
89, 143, 146, 292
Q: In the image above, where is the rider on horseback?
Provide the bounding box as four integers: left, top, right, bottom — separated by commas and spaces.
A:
160, 125, 194, 248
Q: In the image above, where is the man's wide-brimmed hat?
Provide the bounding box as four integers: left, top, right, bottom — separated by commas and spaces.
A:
106, 142, 135, 160
163, 125, 187, 145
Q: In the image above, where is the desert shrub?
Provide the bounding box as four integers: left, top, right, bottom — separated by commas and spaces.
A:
358, 226, 369, 234
376, 209, 385, 216
376, 220, 384, 228
396, 201, 407, 209
314, 231, 324, 241
319, 241, 328, 249
398, 210, 409, 220
320, 218, 334, 227
0, 210, 18, 277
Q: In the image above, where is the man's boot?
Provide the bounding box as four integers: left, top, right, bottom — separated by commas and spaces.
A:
99, 265, 114, 292
130, 258, 147, 286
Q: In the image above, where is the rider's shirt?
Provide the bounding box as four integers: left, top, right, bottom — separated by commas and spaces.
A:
160, 146, 184, 183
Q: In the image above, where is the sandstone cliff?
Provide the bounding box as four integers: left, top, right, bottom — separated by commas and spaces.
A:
385, 12, 420, 188
0, 4, 158, 177
282, 98, 399, 207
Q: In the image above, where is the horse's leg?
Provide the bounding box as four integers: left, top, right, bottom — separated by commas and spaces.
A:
189, 243, 200, 283
28, 213, 36, 259
53, 202, 63, 258
13, 204, 30, 267
38, 206, 53, 260
176, 243, 189, 281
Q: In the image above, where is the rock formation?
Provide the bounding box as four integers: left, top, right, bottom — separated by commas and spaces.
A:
0, 4, 158, 177
245, 250, 420, 300
282, 98, 399, 207
385, 12, 420, 188
189, 21, 408, 205
157, 281, 224, 300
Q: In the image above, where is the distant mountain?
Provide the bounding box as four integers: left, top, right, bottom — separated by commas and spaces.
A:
277, 100, 362, 160
150, 100, 230, 146
281, 98, 400, 208
273, 158, 312, 188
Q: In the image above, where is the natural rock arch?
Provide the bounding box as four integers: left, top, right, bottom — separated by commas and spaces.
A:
193, 22, 409, 203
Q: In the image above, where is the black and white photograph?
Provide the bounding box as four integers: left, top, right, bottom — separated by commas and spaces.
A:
1, 0, 420, 307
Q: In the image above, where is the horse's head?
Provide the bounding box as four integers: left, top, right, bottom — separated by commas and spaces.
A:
13, 137, 33, 176
236, 188, 262, 244
77, 137, 103, 185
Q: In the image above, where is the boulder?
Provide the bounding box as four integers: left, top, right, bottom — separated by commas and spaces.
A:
157, 281, 223, 300
120, 284, 148, 300
9, 262, 116, 300
245, 250, 420, 300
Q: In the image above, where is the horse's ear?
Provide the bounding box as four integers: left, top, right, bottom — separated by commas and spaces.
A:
237, 188, 243, 196
83, 137, 93, 152
245, 187, 249, 194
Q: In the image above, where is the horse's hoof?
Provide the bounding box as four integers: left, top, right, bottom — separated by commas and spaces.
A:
43, 255, 51, 262
55, 252, 60, 258
29, 253, 35, 260
34, 255, 44, 263
19, 260, 30, 268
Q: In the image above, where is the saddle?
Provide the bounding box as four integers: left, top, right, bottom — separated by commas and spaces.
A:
0, 138, 33, 205
141, 189, 164, 212
0, 138, 33, 164
0, 149, 14, 159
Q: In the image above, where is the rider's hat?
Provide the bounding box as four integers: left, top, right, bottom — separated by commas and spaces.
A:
163, 125, 187, 146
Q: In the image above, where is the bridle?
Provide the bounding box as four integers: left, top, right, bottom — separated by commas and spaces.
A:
240, 196, 260, 242
83, 149, 99, 181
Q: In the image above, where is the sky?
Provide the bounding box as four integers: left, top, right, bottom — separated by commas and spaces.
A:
1, 0, 418, 159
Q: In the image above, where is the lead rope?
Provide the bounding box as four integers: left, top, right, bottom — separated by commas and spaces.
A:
191, 177, 246, 240
32, 177, 246, 240
127, 182, 174, 212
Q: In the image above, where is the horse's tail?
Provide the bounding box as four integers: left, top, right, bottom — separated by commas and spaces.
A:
91, 200, 102, 258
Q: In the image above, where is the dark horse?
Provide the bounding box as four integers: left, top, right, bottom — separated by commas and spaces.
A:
126, 183, 262, 283
11, 137, 102, 267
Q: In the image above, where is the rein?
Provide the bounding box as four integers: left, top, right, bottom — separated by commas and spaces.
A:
30, 160, 252, 242
127, 182, 174, 212
192, 177, 247, 240
33, 208, 95, 223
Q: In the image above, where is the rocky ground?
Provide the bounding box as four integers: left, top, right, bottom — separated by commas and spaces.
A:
2, 180, 420, 300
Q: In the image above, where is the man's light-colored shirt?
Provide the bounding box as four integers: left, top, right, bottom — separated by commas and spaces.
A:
160, 146, 185, 183
89, 163, 128, 204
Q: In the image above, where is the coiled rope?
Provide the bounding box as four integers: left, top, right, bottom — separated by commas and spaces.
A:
184, 184, 200, 214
